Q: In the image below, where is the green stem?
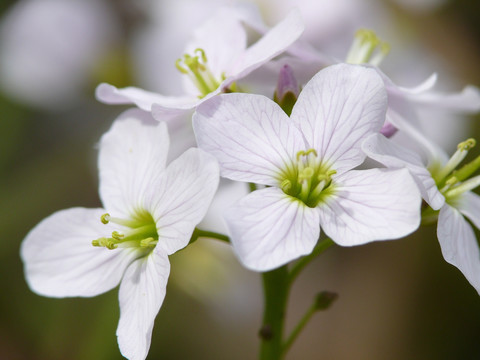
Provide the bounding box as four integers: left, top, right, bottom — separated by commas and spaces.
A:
259, 265, 289, 360
283, 291, 338, 355
288, 238, 335, 287
189, 228, 230, 245
282, 301, 317, 353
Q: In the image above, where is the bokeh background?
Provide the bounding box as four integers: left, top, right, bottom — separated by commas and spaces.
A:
1, 0, 480, 359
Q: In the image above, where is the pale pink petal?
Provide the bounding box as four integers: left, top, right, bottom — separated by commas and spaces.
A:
20, 207, 138, 298
95, 83, 197, 118
456, 191, 480, 230
145, 148, 220, 255
407, 85, 480, 113
117, 251, 170, 360
386, 109, 449, 166
362, 133, 445, 210
438, 204, 480, 294
225, 187, 320, 271
291, 63, 387, 173
98, 109, 169, 218
229, 8, 304, 83
318, 168, 421, 246
193, 93, 305, 185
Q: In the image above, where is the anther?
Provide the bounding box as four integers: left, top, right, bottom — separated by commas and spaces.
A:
101, 213, 110, 224
112, 231, 124, 240
281, 179, 292, 193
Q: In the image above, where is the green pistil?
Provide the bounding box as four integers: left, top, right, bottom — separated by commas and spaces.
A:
281, 150, 336, 208
346, 29, 390, 66
175, 48, 224, 98
92, 212, 159, 251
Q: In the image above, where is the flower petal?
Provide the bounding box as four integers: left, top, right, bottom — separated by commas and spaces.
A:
362, 133, 445, 210
98, 109, 169, 218
95, 83, 197, 119
20, 207, 137, 297
117, 251, 170, 360
438, 204, 480, 294
456, 191, 480, 230
146, 148, 220, 255
193, 93, 305, 185
229, 8, 304, 83
182, 7, 247, 94
319, 168, 421, 246
408, 85, 480, 113
225, 187, 320, 271
291, 63, 387, 173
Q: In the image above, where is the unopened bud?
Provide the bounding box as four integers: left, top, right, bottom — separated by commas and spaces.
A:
274, 64, 300, 116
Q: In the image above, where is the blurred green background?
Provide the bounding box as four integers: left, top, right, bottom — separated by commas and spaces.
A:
1, 0, 480, 359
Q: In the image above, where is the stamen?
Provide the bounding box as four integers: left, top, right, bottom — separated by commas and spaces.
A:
439, 177, 458, 193
101, 213, 110, 224
346, 29, 390, 66
452, 154, 480, 182
281, 179, 292, 193
435, 138, 476, 182
140, 238, 158, 247
445, 175, 480, 198
175, 48, 221, 97
112, 231, 124, 240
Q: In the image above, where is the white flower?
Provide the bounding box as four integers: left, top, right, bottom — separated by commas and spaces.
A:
363, 130, 480, 294
283, 29, 480, 138
193, 63, 421, 271
95, 6, 304, 120
20, 109, 219, 360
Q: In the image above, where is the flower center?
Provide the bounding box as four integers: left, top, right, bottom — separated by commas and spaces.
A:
430, 138, 480, 203
346, 29, 390, 66
280, 149, 336, 208
92, 212, 158, 254
175, 48, 225, 98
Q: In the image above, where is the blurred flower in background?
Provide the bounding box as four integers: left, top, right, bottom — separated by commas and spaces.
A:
1, 0, 480, 359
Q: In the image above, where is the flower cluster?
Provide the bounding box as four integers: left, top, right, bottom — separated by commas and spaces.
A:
21, 4, 480, 360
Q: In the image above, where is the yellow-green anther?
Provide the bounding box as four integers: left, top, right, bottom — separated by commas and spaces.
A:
281, 179, 292, 192
112, 231, 124, 240
346, 28, 390, 66
440, 176, 458, 193
175, 59, 189, 74
458, 138, 476, 151
435, 138, 476, 183
140, 237, 157, 247
195, 48, 207, 63
101, 213, 110, 224
296, 150, 306, 160
305, 149, 318, 157
92, 239, 100, 247
327, 169, 337, 177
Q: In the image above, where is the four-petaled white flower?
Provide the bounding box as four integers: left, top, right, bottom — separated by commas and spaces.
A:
193, 63, 421, 271
363, 126, 480, 294
20, 109, 219, 360
95, 6, 304, 121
